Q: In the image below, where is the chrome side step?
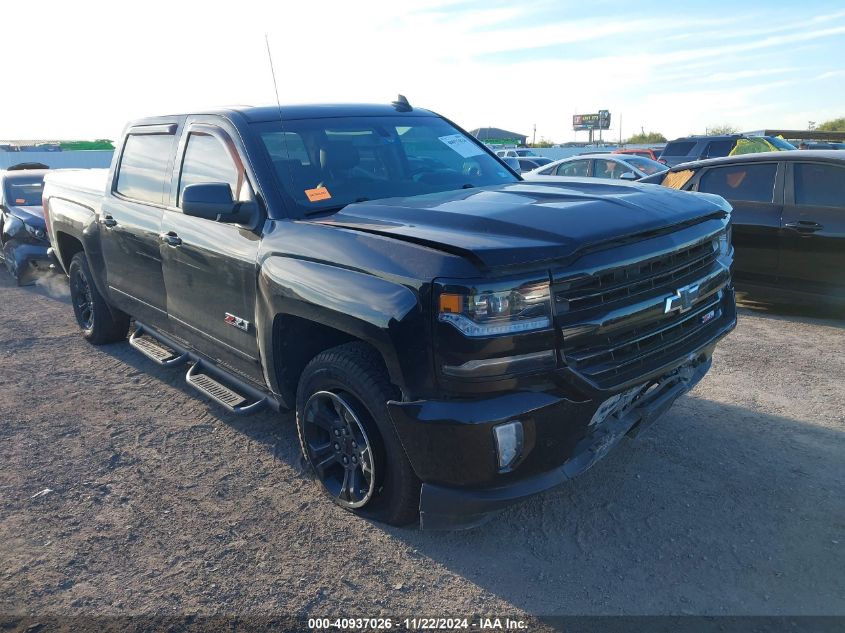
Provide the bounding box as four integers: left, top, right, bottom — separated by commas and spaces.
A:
129, 326, 189, 367
129, 321, 278, 416
186, 361, 268, 415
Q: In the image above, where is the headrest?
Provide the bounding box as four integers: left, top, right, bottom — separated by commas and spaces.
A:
320, 141, 359, 171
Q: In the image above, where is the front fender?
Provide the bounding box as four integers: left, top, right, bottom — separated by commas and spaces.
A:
3, 215, 25, 240
256, 256, 433, 404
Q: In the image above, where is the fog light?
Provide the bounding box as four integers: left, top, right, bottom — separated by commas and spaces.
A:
493, 420, 524, 470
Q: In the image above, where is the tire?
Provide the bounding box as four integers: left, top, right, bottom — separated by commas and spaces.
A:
296, 342, 420, 526
68, 251, 130, 345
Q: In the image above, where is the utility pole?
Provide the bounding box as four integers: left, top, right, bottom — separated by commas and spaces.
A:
532, 123, 536, 147
619, 114, 622, 146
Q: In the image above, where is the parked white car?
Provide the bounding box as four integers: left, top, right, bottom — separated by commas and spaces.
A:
495, 148, 539, 159
523, 153, 667, 181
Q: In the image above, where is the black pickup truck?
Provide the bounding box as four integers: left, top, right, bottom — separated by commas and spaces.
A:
44, 101, 736, 529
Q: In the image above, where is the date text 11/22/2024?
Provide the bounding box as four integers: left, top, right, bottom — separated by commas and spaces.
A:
307, 617, 529, 630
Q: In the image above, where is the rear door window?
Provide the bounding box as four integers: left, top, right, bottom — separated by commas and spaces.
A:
115, 133, 176, 204
662, 141, 695, 157
592, 159, 626, 179
698, 163, 777, 203
793, 162, 845, 207
555, 159, 589, 176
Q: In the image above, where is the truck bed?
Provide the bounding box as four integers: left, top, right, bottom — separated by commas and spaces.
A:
43, 168, 108, 211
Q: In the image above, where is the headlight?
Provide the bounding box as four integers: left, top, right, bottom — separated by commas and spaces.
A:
25, 224, 46, 240
714, 225, 732, 261
438, 278, 552, 337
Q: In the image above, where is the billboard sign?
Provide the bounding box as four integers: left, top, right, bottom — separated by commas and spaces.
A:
573, 110, 610, 131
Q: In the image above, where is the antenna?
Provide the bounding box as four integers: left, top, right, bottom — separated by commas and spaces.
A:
265, 34, 285, 121
265, 34, 294, 184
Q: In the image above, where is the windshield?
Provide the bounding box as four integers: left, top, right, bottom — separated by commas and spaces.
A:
620, 155, 667, 175
3, 176, 44, 206
254, 116, 519, 217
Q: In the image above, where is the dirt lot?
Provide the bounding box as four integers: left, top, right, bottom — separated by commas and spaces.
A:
0, 271, 843, 622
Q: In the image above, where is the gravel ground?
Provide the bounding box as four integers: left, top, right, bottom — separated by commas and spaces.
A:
0, 271, 843, 624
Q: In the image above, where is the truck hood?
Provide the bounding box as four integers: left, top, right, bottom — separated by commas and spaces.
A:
311, 181, 728, 270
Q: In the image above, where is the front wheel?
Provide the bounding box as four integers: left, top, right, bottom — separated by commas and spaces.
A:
296, 342, 420, 526
68, 252, 130, 345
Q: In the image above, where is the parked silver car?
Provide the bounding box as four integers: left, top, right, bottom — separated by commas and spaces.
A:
523, 153, 667, 181
496, 148, 539, 158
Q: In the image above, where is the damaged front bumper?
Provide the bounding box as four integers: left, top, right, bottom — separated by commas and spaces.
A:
2, 241, 54, 285
389, 350, 719, 531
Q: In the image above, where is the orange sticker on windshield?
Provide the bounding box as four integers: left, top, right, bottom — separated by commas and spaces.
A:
15, 198, 26, 204
305, 186, 331, 202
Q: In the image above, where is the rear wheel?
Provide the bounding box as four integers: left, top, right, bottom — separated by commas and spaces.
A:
296, 342, 420, 526
68, 252, 130, 345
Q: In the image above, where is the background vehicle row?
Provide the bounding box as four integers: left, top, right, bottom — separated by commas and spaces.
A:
641, 150, 845, 307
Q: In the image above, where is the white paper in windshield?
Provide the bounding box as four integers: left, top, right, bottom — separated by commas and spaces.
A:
438, 134, 485, 158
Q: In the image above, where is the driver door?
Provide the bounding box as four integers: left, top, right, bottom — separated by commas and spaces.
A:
159, 119, 264, 384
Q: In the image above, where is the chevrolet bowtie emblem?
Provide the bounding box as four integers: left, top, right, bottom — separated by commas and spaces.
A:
664, 283, 700, 314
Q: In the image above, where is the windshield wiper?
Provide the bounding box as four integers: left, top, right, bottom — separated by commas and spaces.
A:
302, 197, 370, 218
303, 205, 348, 217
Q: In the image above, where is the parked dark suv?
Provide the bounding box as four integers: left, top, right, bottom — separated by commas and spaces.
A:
659, 135, 796, 167
642, 150, 845, 307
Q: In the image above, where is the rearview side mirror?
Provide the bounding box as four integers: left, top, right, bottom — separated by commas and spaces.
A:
620, 172, 639, 181
181, 182, 257, 225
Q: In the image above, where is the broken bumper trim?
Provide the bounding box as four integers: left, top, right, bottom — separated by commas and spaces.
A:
417, 356, 713, 531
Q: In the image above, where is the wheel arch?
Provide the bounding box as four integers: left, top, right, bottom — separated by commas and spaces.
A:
55, 231, 85, 272
256, 257, 432, 408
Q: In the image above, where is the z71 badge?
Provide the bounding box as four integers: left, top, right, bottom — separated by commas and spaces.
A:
224, 313, 250, 332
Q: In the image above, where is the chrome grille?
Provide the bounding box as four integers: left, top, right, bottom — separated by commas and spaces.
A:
555, 237, 718, 317
554, 233, 730, 390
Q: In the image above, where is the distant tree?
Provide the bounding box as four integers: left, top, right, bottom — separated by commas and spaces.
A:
817, 117, 845, 131
530, 137, 554, 148
706, 124, 739, 135
625, 131, 666, 144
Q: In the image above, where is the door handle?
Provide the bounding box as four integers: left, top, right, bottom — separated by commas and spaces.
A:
784, 220, 823, 234
160, 232, 182, 247
102, 215, 117, 228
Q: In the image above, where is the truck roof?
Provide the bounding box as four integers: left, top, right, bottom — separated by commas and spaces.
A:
131, 103, 438, 127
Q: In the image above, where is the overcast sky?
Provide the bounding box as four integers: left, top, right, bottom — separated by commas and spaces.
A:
3, 0, 844, 143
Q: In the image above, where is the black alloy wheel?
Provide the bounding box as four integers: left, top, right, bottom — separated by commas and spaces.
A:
71, 267, 95, 331
301, 390, 376, 508
67, 252, 130, 344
